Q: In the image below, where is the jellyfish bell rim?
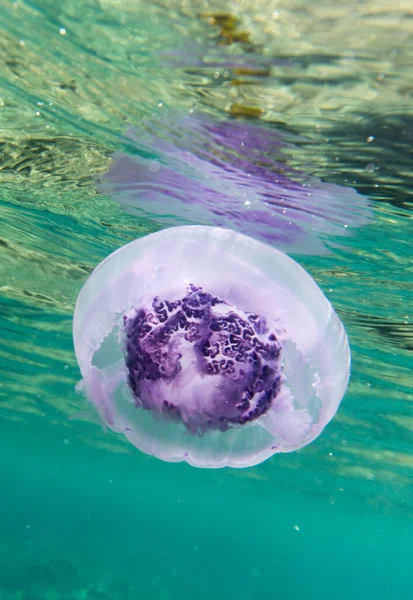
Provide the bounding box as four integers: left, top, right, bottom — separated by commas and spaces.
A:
73, 225, 351, 468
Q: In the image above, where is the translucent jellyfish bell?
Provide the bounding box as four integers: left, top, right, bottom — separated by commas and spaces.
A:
73, 226, 350, 468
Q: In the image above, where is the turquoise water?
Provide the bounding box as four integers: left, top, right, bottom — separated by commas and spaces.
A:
1, 1, 413, 598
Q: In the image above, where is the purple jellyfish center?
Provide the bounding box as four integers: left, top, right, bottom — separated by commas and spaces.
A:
124, 284, 283, 433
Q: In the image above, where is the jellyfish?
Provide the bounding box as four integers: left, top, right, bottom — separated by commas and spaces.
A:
98, 110, 372, 255
73, 226, 350, 468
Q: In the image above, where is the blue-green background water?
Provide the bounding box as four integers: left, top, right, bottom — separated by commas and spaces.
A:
1, 1, 413, 598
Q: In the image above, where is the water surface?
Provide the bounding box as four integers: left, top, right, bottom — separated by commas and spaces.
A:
1, 1, 412, 599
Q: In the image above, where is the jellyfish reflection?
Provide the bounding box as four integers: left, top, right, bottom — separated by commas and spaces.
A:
73, 226, 350, 468
99, 110, 371, 255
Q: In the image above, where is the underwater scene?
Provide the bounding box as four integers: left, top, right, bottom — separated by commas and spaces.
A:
1, 0, 412, 598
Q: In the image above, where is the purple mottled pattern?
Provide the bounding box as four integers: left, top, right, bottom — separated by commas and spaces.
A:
98, 110, 371, 255
124, 284, 283, 433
